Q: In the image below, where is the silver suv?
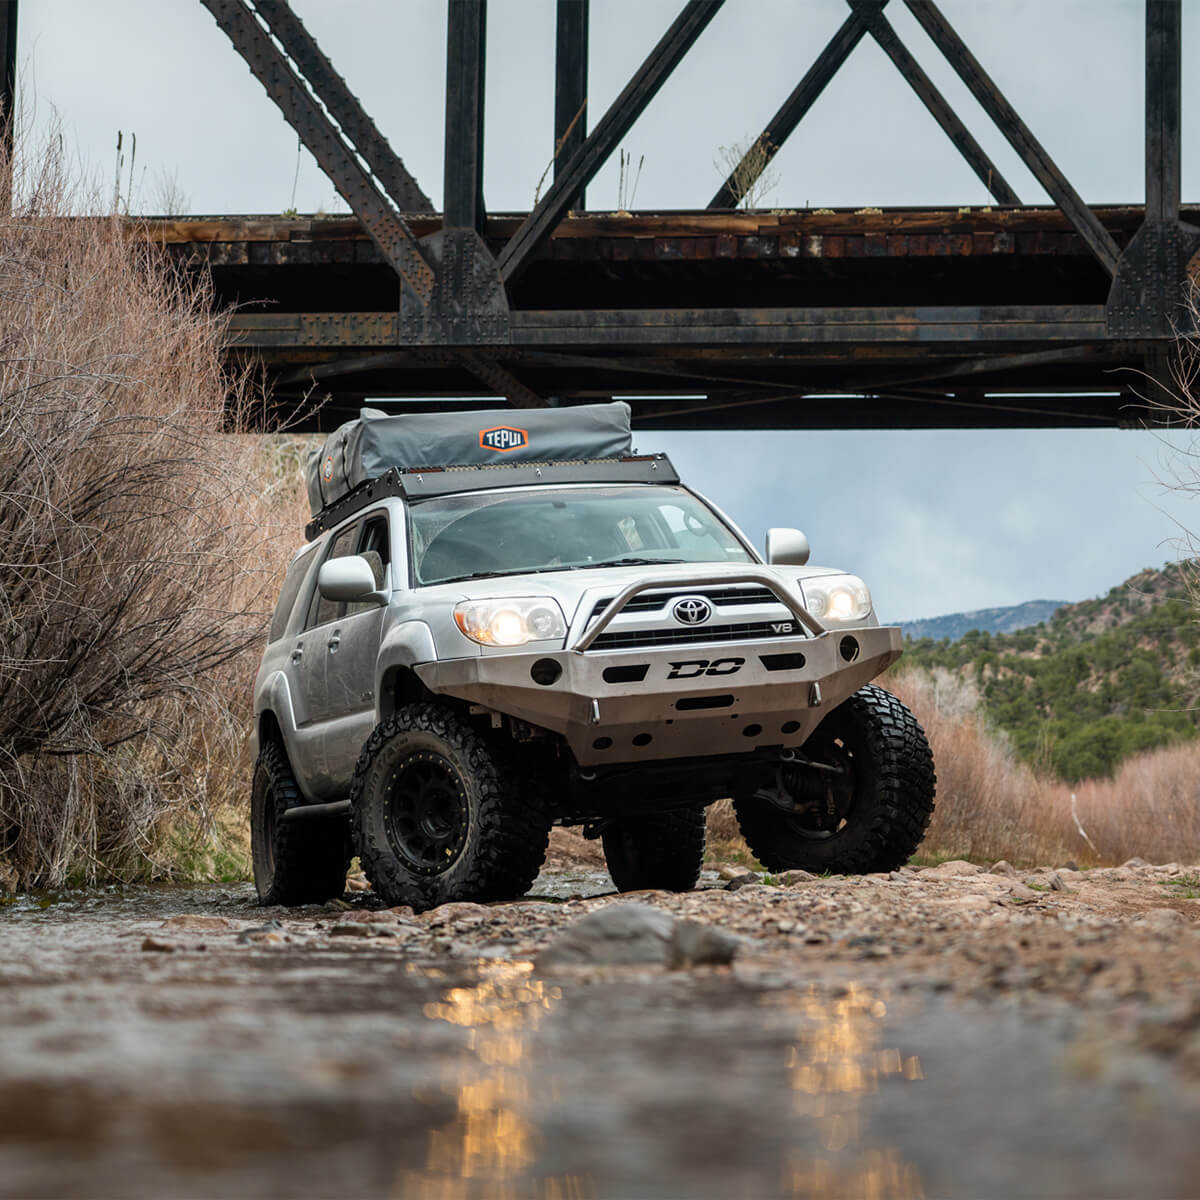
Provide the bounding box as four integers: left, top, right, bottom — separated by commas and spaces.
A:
250, 453, 935, 910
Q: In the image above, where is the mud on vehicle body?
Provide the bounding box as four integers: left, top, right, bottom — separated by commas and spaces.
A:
250, 404, 935, 910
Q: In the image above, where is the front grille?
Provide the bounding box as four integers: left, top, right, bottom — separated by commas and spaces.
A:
589, 620, 790, 651
588, 585, 779, 623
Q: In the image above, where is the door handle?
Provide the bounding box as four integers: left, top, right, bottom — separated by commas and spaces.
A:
290, 647, 303, 663
327, 636, 340, 651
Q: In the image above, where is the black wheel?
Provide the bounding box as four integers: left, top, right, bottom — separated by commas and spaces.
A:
350, 704, 551, 910
733, 684, 935, 874
251, 739, 351, 905
602, 809, 707, 893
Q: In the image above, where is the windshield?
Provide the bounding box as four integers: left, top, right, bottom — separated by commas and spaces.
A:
410, 484, 753, 585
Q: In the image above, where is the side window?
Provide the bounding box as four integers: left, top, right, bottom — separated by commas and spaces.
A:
347, 514, 391, 616
268, 544, 319, 643
304, 523, 360, 630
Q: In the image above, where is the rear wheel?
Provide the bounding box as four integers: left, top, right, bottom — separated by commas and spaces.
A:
733, 684, 935, 874
251, 740, 351, 905
350, 704, 551, 910
602, 809, 707, 893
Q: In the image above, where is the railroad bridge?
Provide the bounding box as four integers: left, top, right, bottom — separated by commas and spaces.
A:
4, 0, 1198, 431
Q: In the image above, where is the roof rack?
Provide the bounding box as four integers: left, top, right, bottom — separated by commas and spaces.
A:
304, 453, 680, 541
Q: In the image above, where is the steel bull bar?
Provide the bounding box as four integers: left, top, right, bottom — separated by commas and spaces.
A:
415, 568, 903, 766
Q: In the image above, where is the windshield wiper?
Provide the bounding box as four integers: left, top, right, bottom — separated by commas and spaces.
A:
576, 556, 682, 569
426, 566, 569, 585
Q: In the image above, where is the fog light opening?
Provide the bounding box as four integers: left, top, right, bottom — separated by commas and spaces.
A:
742, 723, 763, 738
530, 658, 562, 686
839, 635, 860, 663
632, 732, 653, 747
592, 736, 613, 751
781, 720, 801, 734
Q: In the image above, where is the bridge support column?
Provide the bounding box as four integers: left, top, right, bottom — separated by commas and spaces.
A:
1106, 0, 1200, 360
554, 0, 588, 210
1, 0, 16, 210
444, 0, 487, 234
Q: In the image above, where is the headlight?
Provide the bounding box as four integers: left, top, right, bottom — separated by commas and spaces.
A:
800, 575, 872, 623
453, 597, 567, 647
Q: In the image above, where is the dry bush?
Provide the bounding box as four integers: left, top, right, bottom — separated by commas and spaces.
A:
890, 668, 1200, 867
0, 132, 306, 889
713, 134, 780, 209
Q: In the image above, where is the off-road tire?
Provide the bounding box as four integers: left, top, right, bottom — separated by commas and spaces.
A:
350, 704, 550, 911
251, 739, 351, 905
601, 809, 707, 893
733, 684, 935, 874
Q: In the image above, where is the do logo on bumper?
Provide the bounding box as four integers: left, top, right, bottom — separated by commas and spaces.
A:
667, 657, 745, 679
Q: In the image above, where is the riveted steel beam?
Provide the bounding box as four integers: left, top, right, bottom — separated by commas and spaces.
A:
444, 0, 487, 232
1145, 0, 1181, 227
859, 6, 1019, 206
200, 0, 435, 309
499, 0, 725, 283
253, 0, 433, 213
1106, 0, 1200, 339
554, 0, 589, 210
0, 0, 15, 204
709, 5, 873, 210
904, 0, 1121, 276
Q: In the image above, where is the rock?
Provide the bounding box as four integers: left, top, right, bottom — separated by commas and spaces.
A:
1134, 909, 1190, 932
1007, 882, 1041, 901
535, 903, 739, 969
927, 860, 983, 877
724, 872, 760, 891
989, 861, 1018, 878
345, 874, 371, 893
1048, 872, 1073, 893
323, 899, 353, 912
330, 922, 400, 939
425, 902, 488, 922
536, 903, 675, 967
669, 919, 740, 968
160, 915, 234, 933
777, 869, 818, 886
1123, 857, 1150, 869
140, 936, 176, 953
717, 864, 744, 881
237, 920, 284, 945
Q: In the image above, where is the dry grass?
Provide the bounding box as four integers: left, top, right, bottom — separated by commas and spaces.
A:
706, 668, 1200, 870
0, 129, 310, 890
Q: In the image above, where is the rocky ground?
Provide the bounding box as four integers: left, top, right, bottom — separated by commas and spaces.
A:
3, 844, 1200, 1198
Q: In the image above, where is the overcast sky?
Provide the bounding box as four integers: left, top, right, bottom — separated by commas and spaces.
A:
15, 0, 1200, 620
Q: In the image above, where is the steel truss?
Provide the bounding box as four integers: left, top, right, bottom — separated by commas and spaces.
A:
12, 0, 1199, 425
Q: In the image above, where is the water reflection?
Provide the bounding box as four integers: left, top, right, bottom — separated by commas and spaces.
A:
779, 983, 925, 1199
400, 962, 589, 1199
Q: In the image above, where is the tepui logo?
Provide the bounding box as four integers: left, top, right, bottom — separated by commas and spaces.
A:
479, 426, 529, 453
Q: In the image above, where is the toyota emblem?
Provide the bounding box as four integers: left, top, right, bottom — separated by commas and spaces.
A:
672, 596, 711, 625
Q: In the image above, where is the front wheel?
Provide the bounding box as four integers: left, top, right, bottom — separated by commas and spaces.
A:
733, 684, 935, 874
601, 809, 707, 893
350, 704, 551, 910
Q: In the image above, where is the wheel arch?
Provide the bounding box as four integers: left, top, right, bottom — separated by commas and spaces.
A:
376, 621, 440, 722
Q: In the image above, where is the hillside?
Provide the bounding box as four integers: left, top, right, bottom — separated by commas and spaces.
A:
900, 562, 1200, 782
900, 599, 1067, 642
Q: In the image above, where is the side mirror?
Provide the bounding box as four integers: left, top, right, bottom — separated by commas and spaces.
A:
765, 528, 810, 566
317, 555, 388, 605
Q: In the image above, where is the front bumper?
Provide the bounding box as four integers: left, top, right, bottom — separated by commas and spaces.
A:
415, 625, 902, 766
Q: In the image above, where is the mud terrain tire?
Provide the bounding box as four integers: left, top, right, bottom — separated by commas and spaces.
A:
251, 740, 351, 905
733, 684, 934, 874
350, 704, 550, 910
602, 809, 707, 893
